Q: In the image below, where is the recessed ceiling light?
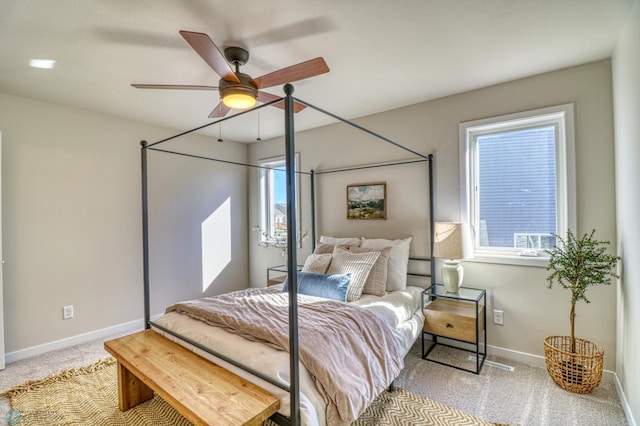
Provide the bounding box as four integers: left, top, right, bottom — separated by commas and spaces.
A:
30, 59, 56, 69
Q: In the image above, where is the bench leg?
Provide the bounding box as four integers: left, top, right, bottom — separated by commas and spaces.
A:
116, 361, 155, 411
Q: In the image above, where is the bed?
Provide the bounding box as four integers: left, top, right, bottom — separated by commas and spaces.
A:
152, 283, 424, 425
140, 85, 435, 425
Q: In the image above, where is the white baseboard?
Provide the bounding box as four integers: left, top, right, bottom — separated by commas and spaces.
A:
613, 373, 637, 426
486, 344, 616, 383
487, 344, 546, 368
5, 313, 168, 365
4, 319, 145, 364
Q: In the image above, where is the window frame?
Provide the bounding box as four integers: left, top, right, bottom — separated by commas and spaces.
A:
258, 153, 301, 245
459, 104, 576, 267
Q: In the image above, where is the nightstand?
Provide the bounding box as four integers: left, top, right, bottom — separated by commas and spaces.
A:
421, 283, 487, 374
266, 264, 302, 286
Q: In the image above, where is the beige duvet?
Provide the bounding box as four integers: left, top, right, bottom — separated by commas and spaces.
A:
165, 286, 406, 426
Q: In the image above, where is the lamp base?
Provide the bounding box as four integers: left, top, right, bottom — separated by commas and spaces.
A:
442, 260, 464, 293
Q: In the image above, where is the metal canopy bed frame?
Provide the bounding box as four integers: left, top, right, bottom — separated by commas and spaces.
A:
139, 83, 435, 426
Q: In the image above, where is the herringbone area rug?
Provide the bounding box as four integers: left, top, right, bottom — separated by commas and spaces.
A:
1, 357, 506, 425
353, 387, 505, 425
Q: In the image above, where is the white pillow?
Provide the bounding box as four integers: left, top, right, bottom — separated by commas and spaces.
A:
319, 235, 361, 247
360, 237, 412, 291
326, 246, 380, 302
301, 253, 332, 274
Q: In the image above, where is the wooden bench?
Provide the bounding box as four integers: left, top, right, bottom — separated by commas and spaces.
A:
104, 329, 280, 426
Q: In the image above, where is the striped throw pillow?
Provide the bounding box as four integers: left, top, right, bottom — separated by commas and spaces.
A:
326, 246, 380, 302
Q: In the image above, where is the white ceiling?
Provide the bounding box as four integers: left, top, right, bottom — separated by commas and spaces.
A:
0, 0, 633, 143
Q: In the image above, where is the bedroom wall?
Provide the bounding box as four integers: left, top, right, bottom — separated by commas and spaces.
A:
145, 137, 249, 315
0, 93, 248, 357
247, 60, 618, 371
247, 124, 433, 286
612, 0, 640, 422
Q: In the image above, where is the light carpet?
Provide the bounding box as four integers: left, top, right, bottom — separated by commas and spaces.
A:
1, 357, 507, 426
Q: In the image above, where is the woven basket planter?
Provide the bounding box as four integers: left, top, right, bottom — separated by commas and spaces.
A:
544, 336, 604, 394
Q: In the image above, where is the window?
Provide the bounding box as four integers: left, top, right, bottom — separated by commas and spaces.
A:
258, 154, 300, 243
459, 104, 575, 265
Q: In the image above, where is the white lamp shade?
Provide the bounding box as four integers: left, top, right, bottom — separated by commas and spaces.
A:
433, 222, 473, 260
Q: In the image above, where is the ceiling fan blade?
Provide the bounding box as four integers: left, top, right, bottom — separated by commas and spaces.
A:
132, 84, 218, 90
209, 102, 231, 118
253, 57, 329, 89
179, 30, 240, 83
257, 91, 306, 112
256, 91, 281, 104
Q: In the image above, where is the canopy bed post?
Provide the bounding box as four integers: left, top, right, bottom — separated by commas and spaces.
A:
428, 154, 436, 292
310, 169, 317, 252
141, 140, 151, 329
284, 83, 301, 426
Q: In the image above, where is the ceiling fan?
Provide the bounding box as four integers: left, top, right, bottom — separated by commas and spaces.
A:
132, 30, 329, 118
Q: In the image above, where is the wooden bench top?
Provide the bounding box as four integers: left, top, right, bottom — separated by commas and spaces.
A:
104, 329, 280, 426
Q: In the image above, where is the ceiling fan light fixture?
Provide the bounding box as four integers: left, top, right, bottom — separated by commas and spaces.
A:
222, 91, 257, 109
219, 73, 258, 109
134, 32, 329, 119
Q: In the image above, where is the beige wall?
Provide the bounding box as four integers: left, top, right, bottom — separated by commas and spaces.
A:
249, 60, 617, 370
0, 94, 248, 355
612, 0, 640, 422
247, 126, 433, 288
146, 137, 249, 315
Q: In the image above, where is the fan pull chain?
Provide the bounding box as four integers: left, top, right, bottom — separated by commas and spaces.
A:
217, 119, 223, 143
256, 109, 262, 142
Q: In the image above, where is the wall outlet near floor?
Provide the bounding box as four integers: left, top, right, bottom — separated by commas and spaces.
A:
493, 309, 504, 325
63, 305, 74, 320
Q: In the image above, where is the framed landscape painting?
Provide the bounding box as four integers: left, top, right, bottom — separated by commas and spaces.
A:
347, 182, 386, 220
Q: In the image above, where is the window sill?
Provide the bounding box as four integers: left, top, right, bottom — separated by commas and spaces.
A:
465, 254, 549, 268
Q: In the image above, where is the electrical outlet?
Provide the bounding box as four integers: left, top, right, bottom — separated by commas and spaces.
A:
63, 305, 74, 320
493, 309, 504, 325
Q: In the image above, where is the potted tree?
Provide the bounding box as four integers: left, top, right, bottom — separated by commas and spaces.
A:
544, 229, 619, 394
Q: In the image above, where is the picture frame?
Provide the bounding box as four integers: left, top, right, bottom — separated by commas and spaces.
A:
347, 182, 386, 220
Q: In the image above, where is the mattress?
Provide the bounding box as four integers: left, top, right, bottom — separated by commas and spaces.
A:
151, 285, 424, 426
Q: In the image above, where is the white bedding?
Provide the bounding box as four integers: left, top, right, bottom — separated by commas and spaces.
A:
152, 285, 424, 426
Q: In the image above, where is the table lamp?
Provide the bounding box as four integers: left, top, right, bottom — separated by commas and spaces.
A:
433, 222, 473, 293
